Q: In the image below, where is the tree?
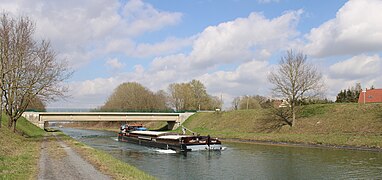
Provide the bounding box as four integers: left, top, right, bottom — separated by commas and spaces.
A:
168, 80, 220, 111
335, 83, 361, 103
239, 96, 261, 110
168, 83, 191, 111
190, 80, 209, 110
231, 97, 241, 110
153, 90, 170, 111
101, 82, 169, 111
268, 50, 323, 127
26, 96, 46, 112
208, 95, 223, 110
232, 95, 269, 110
0, 14, 71, 132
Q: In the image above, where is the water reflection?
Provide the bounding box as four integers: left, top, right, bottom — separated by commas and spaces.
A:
59, 128, 382, 180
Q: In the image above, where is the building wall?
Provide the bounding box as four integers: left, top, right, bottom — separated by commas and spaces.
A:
358, 89, 382, 103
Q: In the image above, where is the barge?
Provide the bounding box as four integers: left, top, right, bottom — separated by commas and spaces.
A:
117, 124, 223, 152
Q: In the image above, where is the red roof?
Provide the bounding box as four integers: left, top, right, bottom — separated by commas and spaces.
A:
358, 89, 382, 103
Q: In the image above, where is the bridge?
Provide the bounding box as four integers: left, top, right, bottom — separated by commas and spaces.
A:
22, 112, 195, 130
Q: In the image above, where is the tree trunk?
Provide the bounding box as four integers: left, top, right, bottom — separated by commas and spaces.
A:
8, 117, 13, 129
13, 118, 16, 133
291, 102, 296, 127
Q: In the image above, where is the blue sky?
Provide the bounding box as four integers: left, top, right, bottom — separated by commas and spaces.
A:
2, 0, 382, 109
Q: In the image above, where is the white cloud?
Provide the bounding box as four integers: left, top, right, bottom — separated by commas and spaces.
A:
323, 54, 382, 101
189, 10, 302, 68
2, 0, 183, 68
48, 9, 302, 109
132, 37, 194, 57
104, 37, 194, 58
200, 60, 270, 95
329, 54, 382, 80
148, 10, 302, 75
305, 0, 382, 57
105, 58, 125, 71
121, 0, 182, 36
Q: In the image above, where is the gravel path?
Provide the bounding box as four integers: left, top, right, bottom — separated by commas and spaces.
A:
38, 135, 110, 180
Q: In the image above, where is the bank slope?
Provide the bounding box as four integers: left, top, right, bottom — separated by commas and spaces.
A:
182, 103, 382, 149
0, 116, 44, 179
1, 116, 155, 180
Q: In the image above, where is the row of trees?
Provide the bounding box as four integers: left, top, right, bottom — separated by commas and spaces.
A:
232, 95, 333, 110
335, 83, 361, 103
231, 95, 271, 110
168, 80, 222, 111
100, 82, 169, 111
100, 50, 325, 128
335, 83, 377, 103
0, 14, 70, 132
99, 80, 222, 112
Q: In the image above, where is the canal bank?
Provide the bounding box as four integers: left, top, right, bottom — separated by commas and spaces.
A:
74, 124, 382, 153
59, 127, 382, 179
48, 131, 156, 180
0, 117, 155, 180
38, 133, 111, 180
69, 103, 382, 152
180, 103, 382, 151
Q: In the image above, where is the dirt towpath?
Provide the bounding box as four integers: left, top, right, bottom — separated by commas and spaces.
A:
38, 134, 110, 180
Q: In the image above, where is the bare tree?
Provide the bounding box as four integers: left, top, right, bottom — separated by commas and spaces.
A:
168, 80, 220, 111
0, 14, 71, 132
190, 79, 209, 110
231, 97, 241, 110
239, 96, 262, 110
168, 83, 193, 111
268, 50, 323, 127
26, 96, 46, 112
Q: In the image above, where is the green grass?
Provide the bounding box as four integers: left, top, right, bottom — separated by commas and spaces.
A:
180, 103, 382, 149
16, 116, 46, 138
63, 133, 156, 180
1, 115, 155, 179
0, 115, 43, 179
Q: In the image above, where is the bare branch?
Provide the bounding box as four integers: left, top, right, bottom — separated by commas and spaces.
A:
0, 13, 72, 132
268, 50, 324, 127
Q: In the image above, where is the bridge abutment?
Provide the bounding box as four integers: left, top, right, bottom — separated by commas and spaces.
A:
167, 121, 178, 130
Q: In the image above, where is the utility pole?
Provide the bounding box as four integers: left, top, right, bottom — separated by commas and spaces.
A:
363, 89, 366, 104
246, 95, 249, 110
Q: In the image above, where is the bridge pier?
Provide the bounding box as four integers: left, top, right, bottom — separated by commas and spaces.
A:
167, 121, 179, 130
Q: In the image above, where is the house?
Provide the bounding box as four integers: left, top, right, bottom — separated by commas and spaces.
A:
358, 88, 382, 103
272, 99, 290, 108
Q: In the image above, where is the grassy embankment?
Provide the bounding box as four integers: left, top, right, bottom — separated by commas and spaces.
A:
181, 103, 382, 149
0, 115, 45, 179
0, 116, 155, 180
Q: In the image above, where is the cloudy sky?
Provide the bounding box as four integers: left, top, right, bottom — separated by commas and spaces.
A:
2, 0, 382, 109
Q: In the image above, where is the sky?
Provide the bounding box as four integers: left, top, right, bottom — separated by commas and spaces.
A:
2, 0, 382, 110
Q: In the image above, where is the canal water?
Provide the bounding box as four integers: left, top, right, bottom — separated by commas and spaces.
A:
59, 128, 382, 179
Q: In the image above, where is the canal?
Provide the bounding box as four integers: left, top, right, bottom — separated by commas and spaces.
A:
59, 128, 382, 179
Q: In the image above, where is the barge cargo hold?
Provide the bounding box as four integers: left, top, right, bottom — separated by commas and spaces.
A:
117, 124, 222, 152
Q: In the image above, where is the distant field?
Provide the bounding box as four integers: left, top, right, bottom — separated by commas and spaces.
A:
181, 103, 382, 149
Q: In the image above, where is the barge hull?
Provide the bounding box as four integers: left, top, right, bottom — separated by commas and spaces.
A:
118, 134, 184, 151
118, 133, 222, 152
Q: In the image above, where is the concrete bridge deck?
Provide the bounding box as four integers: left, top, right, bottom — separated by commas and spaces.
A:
22, 112, 194, 130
